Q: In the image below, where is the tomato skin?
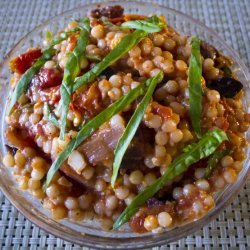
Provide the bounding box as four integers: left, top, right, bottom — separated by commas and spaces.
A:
9, 48, 42, 74
31, 68, 63, 89
152, 103, 173, 120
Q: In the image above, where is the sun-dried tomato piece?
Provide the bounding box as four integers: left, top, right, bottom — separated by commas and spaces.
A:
31, 68, 63, 89
72, 83, 102, 117
9, 48, 42, 74
152, 103, 173, 120
39, 86, 61, 104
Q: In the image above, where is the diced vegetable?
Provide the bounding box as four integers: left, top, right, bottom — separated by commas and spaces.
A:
67, 150, 87, 174
111, 71, 164, 187
113, 128, 228, 229
188, 37, 202, 138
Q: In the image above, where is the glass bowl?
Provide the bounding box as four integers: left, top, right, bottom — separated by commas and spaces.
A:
0, 1, 250, 249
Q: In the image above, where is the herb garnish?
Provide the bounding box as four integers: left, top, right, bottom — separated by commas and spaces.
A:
189, 37, 202, 138
59, 19, 90, 139
111, 71, 164, 187
121, 15, 166, 33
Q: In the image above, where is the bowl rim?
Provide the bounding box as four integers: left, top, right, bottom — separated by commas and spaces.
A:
0, 1, 250, 249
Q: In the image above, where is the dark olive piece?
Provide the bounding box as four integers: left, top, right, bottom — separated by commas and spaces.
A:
5, 144, 17, 156
208, 77, 243, 98
200, 40, 219, 60
90, 5, 124, 19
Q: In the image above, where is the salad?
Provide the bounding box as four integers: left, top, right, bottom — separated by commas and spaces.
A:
2, 5, 249, 233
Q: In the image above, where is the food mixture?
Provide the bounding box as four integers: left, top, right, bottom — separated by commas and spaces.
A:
2, 5, 250, 233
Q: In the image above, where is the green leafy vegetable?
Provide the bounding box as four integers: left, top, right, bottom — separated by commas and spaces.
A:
44, 103, 60, 128
113, 128, 228, 229
121, 15, 166, 33
45, 83, 147, 188
42, 27, 82, 51
189, 37, 202, 138
204, 148, 231, 178
59, 22, 90, 139
8, 48, 56, 113
72, 29, 148, 92
76, 17, 91, 32
111, 71, 164, 187
86, 54, 101, 62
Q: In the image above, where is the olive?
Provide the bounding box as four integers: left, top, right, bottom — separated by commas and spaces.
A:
101, 67, 116, 78
200, 41, 218, 60
5, 144, 18, 156
90, 5, 124, 18
208, 77, 243, 98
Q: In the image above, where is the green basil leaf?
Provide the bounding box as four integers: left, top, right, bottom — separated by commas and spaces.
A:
86, 54, 101, 62
113, 128, 228, 229
204, 148, 231, 178
76, 17, 90, 32
122, 20, 162, 33
45, 83, 146, 188
72, 29, 148, 92
44, 103, 60, 128
189, 37, 202, 138
59, 23, 90, 139
8, 48, 56, 113
111, 71, 164, 187
42, 26, 82, 51
121, 15, 166, 33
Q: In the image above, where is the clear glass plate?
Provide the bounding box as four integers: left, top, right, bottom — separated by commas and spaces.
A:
0, 1, 250, 249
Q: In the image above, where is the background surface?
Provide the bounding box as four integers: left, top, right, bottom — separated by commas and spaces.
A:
0, 0, 250, 249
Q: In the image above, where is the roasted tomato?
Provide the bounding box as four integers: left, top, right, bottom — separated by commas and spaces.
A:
72, 83, 102, 117
31, 68, 63, 89
9, 48, 42, 74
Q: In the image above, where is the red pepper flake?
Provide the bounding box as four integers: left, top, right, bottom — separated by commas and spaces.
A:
9, 48, 42, 74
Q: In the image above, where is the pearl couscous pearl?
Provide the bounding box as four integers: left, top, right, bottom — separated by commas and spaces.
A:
157, 212, 172, 227
91, 25, 104, 39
